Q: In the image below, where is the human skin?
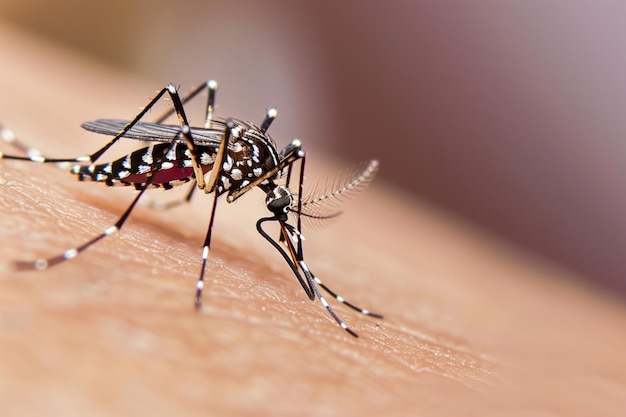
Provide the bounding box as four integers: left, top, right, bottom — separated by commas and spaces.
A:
1, 25, 625, 416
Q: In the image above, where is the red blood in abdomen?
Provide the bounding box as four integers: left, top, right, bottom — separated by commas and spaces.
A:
124, 167, 195, 185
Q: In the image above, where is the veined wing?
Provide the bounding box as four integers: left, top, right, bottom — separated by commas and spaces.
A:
81, 118, 226, 145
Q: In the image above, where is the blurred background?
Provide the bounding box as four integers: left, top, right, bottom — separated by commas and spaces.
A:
1, 0, 625, 299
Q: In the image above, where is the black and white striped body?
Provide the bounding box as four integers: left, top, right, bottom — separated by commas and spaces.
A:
74, 119, 283, 197
74, 142, 216, 190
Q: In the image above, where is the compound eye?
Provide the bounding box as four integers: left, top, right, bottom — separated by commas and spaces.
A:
266, 186, 293, 214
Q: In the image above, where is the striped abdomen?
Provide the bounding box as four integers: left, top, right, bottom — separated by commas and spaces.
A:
73, 142, 217, 190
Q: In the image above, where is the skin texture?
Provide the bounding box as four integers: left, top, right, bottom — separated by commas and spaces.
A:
1, 25, 625, 416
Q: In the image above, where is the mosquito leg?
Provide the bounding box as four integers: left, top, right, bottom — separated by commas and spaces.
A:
277, 221, 358, 337
194, 191, 220, 309
1, 123, 79, 172
151, 80, 218, 128
279, 153, 306, 245
288, 155, 382, 320
203, 80, 218, 129
15, 175, 154, 271
281, 221, 381, 319
202, 121, 232, 194
15, 134, 179, 270
298, 258, 359, 337
0, 124, 44, 160
256, 216, 315, 301
1, 84, 190, 165
143, 81, 215, 209
311, 274, 383, 318
259, 108, 278, 133
160, 85, 222, 193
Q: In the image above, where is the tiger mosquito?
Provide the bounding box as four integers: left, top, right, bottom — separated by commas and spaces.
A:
0, 80, 381, 336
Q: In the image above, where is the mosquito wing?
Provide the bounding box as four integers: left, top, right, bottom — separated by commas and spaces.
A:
81, 118, 226, 145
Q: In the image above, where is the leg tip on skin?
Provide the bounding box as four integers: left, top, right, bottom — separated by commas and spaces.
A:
13, 259, 46, 271
346, 328, 359, 338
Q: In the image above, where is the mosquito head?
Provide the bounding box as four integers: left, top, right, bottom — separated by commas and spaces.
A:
266, 185, 293, 216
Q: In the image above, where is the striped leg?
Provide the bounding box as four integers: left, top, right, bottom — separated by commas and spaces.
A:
280, 156, 381, 335
257, 210, 361, 337
151, 80, 218, 129
279, 221, 359, 337
193, 191, 219, 309
14, 151, 172, 270
283, 223, 382, 334
16, 183, 151, 270
280, 217, 383, 319
0, 124, 45, 161
312, 274, 383, 318
143, 80, 218, 210
298, 257, 359, 337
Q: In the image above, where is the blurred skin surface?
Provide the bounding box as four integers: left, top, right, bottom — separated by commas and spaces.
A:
1, 0, 624, 299
1, 24, 625, 416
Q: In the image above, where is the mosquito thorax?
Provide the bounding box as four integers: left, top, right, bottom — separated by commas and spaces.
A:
265, 185, 293, 215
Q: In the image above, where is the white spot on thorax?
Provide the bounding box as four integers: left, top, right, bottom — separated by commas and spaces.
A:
231, 142, 243, 153
251, 144, 260, 162
230, 169, 242, 181
221, 176, 232, 190
200, 153, 214, 165
223, 156, 233, 171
